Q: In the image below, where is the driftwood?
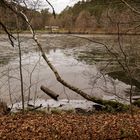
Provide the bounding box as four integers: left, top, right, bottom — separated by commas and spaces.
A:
132, 96, 140, 101
40, 85, 59, 100
29, 104, 43, 111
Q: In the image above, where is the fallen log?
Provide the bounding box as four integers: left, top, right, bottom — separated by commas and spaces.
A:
40, 85, 59, 101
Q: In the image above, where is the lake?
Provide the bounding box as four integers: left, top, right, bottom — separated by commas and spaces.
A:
0, 34, 140, 106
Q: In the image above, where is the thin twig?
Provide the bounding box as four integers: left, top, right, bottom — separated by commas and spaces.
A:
0, 21, 16, 47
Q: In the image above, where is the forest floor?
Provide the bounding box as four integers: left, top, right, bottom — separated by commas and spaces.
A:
0, 111, 140, 140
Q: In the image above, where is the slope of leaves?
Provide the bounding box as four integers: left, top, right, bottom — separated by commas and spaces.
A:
0, 111, 140, 140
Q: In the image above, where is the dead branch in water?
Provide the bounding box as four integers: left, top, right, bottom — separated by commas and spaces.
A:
40, 85, 59, 101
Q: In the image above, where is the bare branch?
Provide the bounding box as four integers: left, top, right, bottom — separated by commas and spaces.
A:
0, 21, 16, 47
45, 0, 56, 18
121, 0, 140, 15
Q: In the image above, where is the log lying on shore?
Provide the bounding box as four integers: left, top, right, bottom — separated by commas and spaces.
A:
132, 96, 140, 101
40, 85, 59, 101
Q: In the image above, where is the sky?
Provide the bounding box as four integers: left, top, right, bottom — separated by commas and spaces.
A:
41, 0, 81, 13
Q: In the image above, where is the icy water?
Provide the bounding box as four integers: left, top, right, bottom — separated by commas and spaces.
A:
0, 34, 140, 107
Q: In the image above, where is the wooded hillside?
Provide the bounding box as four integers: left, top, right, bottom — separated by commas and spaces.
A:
55, 0, 140, 34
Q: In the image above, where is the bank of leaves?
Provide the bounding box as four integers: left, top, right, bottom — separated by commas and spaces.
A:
0, 111, 140, 140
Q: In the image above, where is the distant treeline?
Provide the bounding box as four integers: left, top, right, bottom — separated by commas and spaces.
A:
0, 0, 140, 34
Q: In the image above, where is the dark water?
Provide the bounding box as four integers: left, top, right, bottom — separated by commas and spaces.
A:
0, 34, 140, 105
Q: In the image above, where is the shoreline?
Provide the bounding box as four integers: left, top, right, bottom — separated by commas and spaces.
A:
0, 30, 140, 36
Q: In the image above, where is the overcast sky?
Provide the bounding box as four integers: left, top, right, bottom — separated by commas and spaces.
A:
40, 0, 81, 13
